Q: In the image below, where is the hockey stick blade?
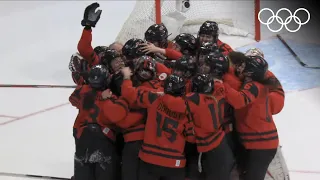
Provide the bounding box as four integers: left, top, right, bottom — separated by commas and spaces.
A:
276, 34, 320, 69
0, 84, 76, 88
0, 172, 70, 179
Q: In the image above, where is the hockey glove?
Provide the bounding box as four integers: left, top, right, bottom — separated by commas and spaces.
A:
81, 2, 102, 28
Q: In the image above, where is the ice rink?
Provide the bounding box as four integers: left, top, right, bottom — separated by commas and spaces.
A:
0, 1, 319, 179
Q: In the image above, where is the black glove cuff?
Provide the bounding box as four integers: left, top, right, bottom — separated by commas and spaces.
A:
84, 25, 91, 30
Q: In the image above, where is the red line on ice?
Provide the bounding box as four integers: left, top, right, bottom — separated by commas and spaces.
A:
0, 115, 17, 118
0, 102, 70, 126
290, 170, 320, 174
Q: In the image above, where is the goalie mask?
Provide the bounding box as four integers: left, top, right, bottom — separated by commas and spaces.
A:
172, 33, 197, 56
164, 74, 186, 97
145, 23, 169, 48
134, 55, 157, 82
69, 52, 88, 73
244, 48, 264, 58
198, 21, 219, 45
191, 74, 214, 94
88, 65, 111, 90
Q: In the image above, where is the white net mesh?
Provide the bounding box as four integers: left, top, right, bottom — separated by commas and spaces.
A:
115, 0, 257, 45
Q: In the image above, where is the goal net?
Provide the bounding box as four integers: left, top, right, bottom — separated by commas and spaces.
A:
115, 0, 260, 45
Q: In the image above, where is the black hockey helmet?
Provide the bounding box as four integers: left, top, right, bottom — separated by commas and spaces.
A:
94, 46, 108, 55
164, 74, 186, 97
100, 49, 124, 73
243, 56, 268, 81
198, 21, 219, 43
198, 42, 220, 56
173, 55, 197, 78
88, 65, 111, 90
204, 52, 229, 78
197, 42, 219, 66
145, 23, 169, 48
122, 38, 145, 60
172, 33, 197, 56
134, 55, 157, 82
191, 74, 214, 94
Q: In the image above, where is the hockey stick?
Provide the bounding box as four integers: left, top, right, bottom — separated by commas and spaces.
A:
0, 172, 70, 179
276, 34, 320, 69
266, 170, 276, 180
0, 84, 76, 88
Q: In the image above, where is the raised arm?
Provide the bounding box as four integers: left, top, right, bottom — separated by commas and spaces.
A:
77, 3, 102, 65
77, 28, 99, 65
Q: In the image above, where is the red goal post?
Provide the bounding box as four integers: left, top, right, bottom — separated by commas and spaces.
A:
115, 0, 261, 45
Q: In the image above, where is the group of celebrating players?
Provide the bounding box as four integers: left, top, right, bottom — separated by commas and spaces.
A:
68, 2, 285, 180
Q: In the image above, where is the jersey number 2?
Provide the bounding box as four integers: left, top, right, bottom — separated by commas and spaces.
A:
156, 112, 178, 143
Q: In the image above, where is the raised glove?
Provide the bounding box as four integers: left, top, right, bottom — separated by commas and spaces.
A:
81, 2, 102, 27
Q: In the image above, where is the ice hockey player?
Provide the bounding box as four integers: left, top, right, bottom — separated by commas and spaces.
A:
77, 2, 123, 67
132, 55, 163, 90
197, 21, 233, 56
244, 48, 284, 115
171, 55, 197, 93
162, 73, 235, 180
171, 33, 197, 56
197, 42, 220, 66
122, 38, 146, 68
99, 48, 126, 97
116, 55, 164, 180
77, 2, 104, 66
121, 67, 190, 180
122, 38, 172, 81
144, 23, 169, 48
198, 52, 229, 78
223, 55, 279, 180
244, 48, 288, 180
100, 49, 125, 74
140, 23, 183, 60
69, 46, 111, 86
69, 64, 130, 180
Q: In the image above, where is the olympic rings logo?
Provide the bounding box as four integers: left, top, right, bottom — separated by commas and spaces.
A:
258, 8, 310, 33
